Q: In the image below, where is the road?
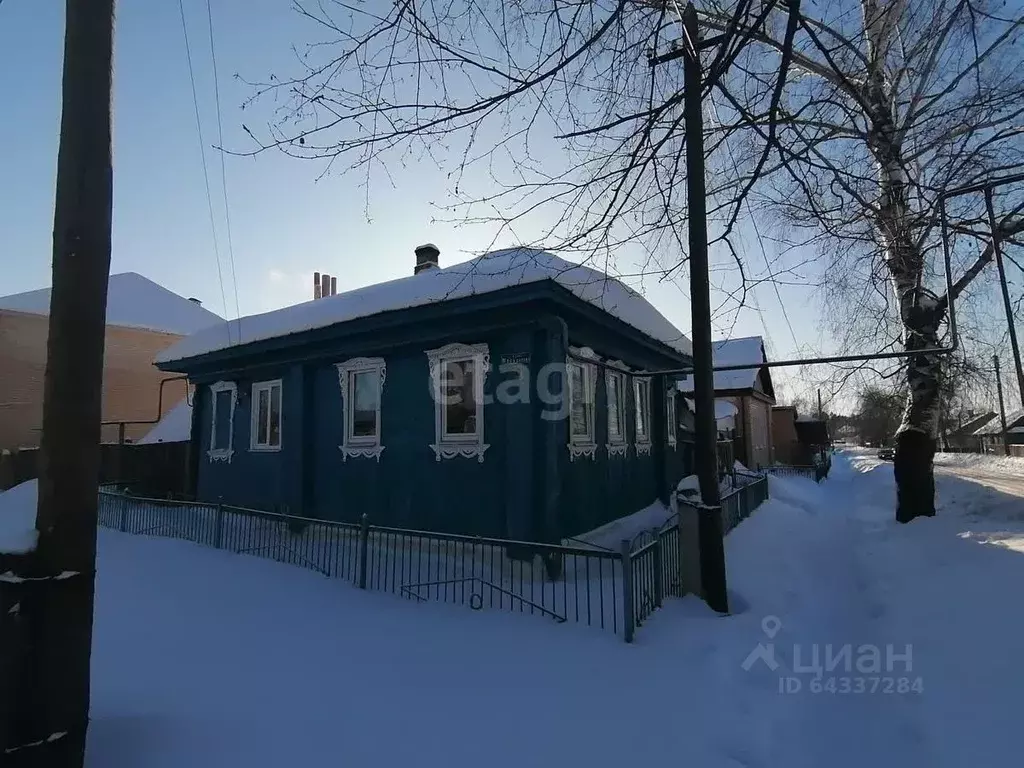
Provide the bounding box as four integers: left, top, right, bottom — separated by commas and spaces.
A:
933, 464, 1024, 498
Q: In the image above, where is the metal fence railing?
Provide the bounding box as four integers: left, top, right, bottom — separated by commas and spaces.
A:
97, 491, 642, 640
721, 475, 770, 533
98, 479, 772, 643
626, 516, 683, 638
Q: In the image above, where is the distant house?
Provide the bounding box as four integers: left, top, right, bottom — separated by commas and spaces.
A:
771, 406, 830, 466
0, 272, 222, 450
678, 336, 776, 468
154, 246, 694, 543
974, 409, 1024, 454
942, 412, 997, 453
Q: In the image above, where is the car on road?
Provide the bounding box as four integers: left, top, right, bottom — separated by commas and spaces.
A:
877, 446, 895, 461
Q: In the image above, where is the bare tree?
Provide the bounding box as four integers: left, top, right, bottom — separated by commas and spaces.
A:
241, 0, 1024, 521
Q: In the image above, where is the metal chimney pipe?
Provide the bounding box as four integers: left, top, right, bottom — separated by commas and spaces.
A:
330, 276, 337, 296
314, 272, 322, 300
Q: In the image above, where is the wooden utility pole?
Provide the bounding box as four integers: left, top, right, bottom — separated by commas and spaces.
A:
986, 189, 1024, 413
994, 355, 1010, 457
681, 4, 728, 614
20, 2, 115, 765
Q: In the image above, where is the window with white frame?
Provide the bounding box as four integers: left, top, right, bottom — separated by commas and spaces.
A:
208, 381, 237, 462
250, 380, 283, 451
606, 369, 627, 456
666, 390, 678, 447
568, 358, 597, 460
426, 342, 490, 462
336, 357, 386, 461
634, 377, 652, 455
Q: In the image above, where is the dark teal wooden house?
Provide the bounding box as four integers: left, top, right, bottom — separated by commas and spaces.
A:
155, 247, 693, 543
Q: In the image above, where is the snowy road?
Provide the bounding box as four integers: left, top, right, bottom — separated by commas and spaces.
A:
69, 451, 1024, 768
933, 453, 1024, 498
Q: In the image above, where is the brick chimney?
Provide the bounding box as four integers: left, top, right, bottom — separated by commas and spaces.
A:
414, 244, 440, 275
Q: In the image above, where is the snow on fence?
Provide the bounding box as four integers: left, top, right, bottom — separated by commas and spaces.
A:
97, 492, 648, 640
96, 477, 771, 642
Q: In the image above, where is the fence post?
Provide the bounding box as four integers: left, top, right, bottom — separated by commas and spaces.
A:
117, 494, 129, 533
358, 513, 370, 590
652, 529, 664, 609
620, 538, 635, 643
214, 500, 225, 549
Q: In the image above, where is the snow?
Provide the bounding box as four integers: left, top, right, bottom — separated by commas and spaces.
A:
677, 336, 765, 393
0, 272, 223, 336
567, 499, 672, 551
139, 399, 192, 444
82, 449, 1024, 766
934, 452, 1024, 475
0, 479, 37, 554
973, 409, 1024, 434
156, 248, 692, 364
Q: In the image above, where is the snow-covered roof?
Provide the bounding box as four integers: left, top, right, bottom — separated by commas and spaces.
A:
676, 336, 766, 393
156, 248, 691, 365
0, 272, 223, 336
139, 400, 193, 444
682, 398, 738, 421
974, 409, 1024, 435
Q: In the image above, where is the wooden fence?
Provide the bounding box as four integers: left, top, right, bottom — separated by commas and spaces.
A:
0, 442, 191, 497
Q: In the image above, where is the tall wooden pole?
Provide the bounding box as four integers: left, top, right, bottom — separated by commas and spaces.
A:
27, 1, 114, 765
682, 3, 728, 614
994, 355, 1010, 457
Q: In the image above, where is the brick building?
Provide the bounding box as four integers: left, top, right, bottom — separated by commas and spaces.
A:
0, 272, 221, 450
678, 336, 776, 469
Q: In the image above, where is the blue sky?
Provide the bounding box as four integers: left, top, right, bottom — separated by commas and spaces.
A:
1, 0, 831, 399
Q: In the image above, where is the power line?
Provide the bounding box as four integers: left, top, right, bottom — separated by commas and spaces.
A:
178, 0, 232, 344
205, 0, 241, 331
705, 90, 801, 350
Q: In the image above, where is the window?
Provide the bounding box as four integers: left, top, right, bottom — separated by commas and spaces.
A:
336, 357, 386, 461
208, 381, 237, 462
568, 358, 597, 460
250, 380, 282, 451
426, 342, 490, 462
666, 390, 678, 447
634, 377, 652, 455
606, 369, 627, 456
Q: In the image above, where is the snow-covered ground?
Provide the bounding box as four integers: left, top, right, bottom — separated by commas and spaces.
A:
933, 451, 1024, 498
0, 477, 37, 553
4, 451, 1022, 766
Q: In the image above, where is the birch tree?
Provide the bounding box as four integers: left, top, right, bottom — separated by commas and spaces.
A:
243, 0, 1024, 521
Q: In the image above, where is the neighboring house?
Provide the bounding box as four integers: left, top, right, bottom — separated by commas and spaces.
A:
942, 412, 997, 453
0, 272, 222, 450
678, 336, 776, 468
772, 406, 830, 465
154, 246, 694, 543
974, 409, 1024, 454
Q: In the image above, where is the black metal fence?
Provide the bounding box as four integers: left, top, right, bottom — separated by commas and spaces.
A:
626, 516, 683, 638
97, 492, 654, 640
763, 465, 822, 483
721, 475, 770, 533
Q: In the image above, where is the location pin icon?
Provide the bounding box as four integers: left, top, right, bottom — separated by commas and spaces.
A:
762, 615, 782, 639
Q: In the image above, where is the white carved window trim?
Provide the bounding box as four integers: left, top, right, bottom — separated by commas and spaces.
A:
250, 379, 283, 452
606, 366, 628, 457
667, 390, 678, 447
426, 342, 490, 462
336, 357, 386, 462
207, 380, 237, 463
567, 349, 598, 461
634, 376, 652, 456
